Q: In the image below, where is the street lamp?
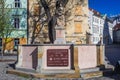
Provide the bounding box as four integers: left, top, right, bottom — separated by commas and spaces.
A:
100, 34, 103, 44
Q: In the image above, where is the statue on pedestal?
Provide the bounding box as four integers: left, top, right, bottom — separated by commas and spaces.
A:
48, 0, 66, 43
55, 0, 65, 27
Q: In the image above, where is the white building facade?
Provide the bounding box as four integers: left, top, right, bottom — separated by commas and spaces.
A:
89, 9, 105, 44
89, 9, 113, 45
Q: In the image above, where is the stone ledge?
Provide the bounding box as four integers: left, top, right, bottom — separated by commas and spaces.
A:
80, 71, 103, 79
0, 59, 16, 62
41, 69, 75, 74
16, 67, 36, 73
7, 69, 103, 79
80, 67, 100, 73
6, 69, 80, 78
6, 69, 36, 78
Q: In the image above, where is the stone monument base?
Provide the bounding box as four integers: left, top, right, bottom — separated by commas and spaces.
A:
11, 44, 105, 78
7, 67, 103, 79
54, 27, 66, 44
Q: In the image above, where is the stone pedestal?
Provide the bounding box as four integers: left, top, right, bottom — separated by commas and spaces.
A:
14, 44, 104, 78
54, 27, 66, 44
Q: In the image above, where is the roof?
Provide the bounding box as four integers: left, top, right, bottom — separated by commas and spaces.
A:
110, 15, 120, 21
113, 23, 120, 31
106, 17, 113, 23
89, 8, 102, 17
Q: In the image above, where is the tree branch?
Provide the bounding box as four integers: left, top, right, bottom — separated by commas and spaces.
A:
40, 0, 51, 21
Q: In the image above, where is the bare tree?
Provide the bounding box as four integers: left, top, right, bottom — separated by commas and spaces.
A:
41, 0, 69, 43
0, 0, 14, 57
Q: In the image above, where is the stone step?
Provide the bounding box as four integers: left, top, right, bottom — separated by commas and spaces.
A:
80, 67, 103, 79
41, 69, 75, 74
80, 71, 103, 79
80, 67, 100, 73
7, 69, 80, 78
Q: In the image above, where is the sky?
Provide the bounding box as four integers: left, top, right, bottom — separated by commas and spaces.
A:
89, 0, 120, 17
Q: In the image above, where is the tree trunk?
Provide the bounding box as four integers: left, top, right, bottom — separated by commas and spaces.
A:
41, 0, 55, 43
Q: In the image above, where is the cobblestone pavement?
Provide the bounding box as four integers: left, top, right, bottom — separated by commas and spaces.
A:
0, 65, 117, 80
0, 62, 27, 80
0, 55, 120, 80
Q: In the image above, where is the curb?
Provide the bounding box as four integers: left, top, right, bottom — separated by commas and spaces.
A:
0, 59, 16, 62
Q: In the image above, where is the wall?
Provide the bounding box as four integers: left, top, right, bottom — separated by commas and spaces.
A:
16, 44, 104, 73
77, 45, 97, 69
2, 38, 27, 51
1, 0, 27, 51
17, 46, 38, 69
65, 0, 89, 44
6, 0, 27, 8
113, 30, 120, 43
89, 9, 105, 44
28, 0, 89, 44
5, 0, 27, 38
3, 38, 14, 51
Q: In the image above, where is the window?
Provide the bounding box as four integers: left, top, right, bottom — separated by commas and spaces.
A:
100, 20, 101, 24
75, 22, 82, 33
93, 37, 95, 42
100, 20, 104, 24
93, 17, 95, 22
96, 19, 99, 23
14, 38, 19, 46
97, 37, 99, 42
100, 27, 103, 34
14, 18, 19, 28
15, 0, 20, 8
93, 25, 99, 34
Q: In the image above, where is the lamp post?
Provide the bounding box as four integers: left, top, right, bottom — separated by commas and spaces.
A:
100, 34, 103, 44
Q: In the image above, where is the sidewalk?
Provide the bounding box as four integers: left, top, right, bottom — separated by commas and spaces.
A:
0, 54, 17, 62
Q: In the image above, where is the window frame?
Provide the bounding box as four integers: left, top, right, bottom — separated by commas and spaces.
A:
14, 17, 20, 29
14, 0, 20, 8
14, 38, 19, 46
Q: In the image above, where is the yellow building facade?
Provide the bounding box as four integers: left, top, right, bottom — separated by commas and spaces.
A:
1, 38, 27, 52
0, 0, 27, 53
28, 0, 90, 44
